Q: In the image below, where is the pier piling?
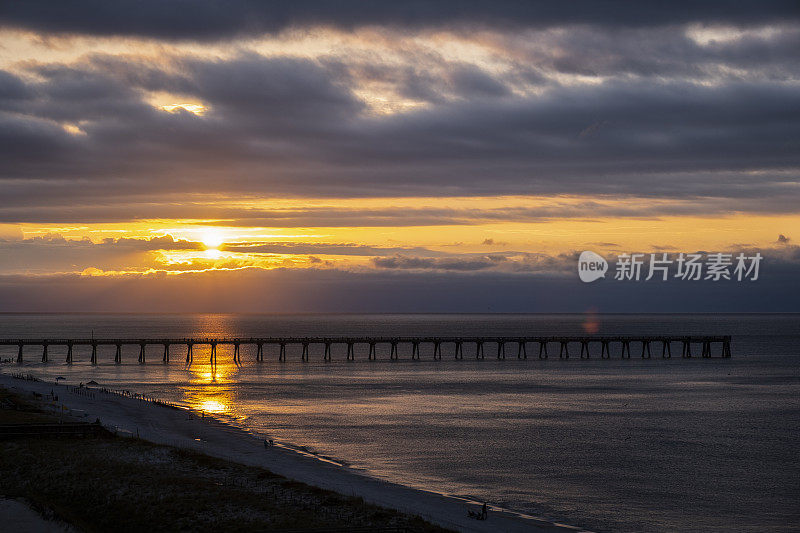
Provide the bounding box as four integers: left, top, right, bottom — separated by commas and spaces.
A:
641, 340, 652, 359
324, 342, 331, 362
580, 340, 590, 359
621, 340, 631, 359
601, 340, 610, 359
539, 341, 548, 359
682, 340, 692, 358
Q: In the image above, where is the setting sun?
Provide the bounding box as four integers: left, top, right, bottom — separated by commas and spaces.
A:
201, 229, 225, 249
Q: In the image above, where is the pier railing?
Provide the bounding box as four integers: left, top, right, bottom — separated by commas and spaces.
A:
1, 336, 732, 363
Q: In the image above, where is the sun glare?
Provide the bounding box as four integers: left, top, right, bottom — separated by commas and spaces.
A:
202, 229, 224, 249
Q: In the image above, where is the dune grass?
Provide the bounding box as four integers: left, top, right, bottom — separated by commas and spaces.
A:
0, 388, 450, 532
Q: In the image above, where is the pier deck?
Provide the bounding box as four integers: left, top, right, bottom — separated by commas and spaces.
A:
2, 335, 732, 363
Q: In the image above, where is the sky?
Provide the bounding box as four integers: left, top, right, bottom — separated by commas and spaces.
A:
0, 1, 798, 312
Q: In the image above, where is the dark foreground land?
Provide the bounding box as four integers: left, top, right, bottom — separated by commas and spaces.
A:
0, 387, 450, 533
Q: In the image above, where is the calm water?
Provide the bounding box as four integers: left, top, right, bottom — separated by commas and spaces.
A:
1, 313, 799, 532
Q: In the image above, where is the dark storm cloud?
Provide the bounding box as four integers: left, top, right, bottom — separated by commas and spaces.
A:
3, 1, 800, 40
447, 66, 511, 98
0, 69, 32, 101
491, 25, 800, 81
3, 193, 800, 226
1, 49, 799, 217
180, 55, 364, 131
359, 80, 800, 177
322, 59, 514, 104
2, 3, 800, 225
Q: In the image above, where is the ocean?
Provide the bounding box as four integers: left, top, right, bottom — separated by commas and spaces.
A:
1, 313, 798, 532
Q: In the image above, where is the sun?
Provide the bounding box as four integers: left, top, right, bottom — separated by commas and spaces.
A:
201, 229, 225, 249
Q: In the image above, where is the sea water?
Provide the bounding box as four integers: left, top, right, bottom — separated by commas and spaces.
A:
1, 313, 798, 532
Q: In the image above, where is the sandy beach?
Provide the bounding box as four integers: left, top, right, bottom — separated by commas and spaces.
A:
0, 372, 583, 533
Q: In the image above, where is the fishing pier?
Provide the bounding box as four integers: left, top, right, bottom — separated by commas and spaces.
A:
3, 335, 732, 364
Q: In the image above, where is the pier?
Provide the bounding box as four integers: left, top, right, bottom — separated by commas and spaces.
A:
2, 336, 732, 364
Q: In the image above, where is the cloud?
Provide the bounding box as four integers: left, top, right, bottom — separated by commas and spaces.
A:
102, 235, 204, 251
490, 24, 800, 82
221, 241, 442, 257
2, 2, 798, 41
0, 0, 798, 230
0, 7, 799, 316
0, 234, 205, 274
3, 186, 800, 227
2, 49, 800, 216
373, 254, 509, 271
1, 253, 798, 313
0, 224, 22, 241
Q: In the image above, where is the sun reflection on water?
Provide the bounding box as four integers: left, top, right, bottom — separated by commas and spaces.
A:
182, 362, 237, 415
197, 398, 228, 414
179, 315, 241, 415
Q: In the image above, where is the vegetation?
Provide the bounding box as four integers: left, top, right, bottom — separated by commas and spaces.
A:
0, 388, 450, 532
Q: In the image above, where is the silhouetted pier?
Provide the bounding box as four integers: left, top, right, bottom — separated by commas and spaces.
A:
2, 336, 732, 364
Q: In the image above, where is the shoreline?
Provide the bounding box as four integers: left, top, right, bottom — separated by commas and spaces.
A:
0, 372, 586, 533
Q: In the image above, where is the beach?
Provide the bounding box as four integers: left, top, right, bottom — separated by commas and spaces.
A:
0, 372, 581, 532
